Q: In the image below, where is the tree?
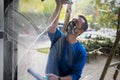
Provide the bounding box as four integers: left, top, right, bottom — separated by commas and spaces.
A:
92, 0, 120, 80
92, 0, 118, 28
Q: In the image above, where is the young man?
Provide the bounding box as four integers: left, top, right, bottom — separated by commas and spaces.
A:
45, 0, 88, 80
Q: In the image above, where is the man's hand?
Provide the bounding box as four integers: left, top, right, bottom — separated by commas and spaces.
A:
46, 74, 72, 80
61, 0, 68, 4
55, 0, 67, 6
46, 74, 59, 80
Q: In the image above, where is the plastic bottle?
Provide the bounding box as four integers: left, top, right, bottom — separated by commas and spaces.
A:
28, 68, 48, 80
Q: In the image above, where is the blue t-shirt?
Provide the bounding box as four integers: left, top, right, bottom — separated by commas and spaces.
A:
46, 29, 87, 80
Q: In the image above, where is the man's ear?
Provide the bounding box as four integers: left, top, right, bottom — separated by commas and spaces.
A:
81, 29, 84, 33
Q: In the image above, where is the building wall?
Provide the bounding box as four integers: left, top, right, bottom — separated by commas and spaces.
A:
0, 0, 4, 28
0, 0, 4, 79
0, 40, 3, 80
4, 0, 18, 80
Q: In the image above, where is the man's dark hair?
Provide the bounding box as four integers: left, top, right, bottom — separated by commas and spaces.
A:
78, 15, 88, 31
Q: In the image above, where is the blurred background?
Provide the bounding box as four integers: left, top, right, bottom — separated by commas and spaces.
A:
1, 0, 120, 80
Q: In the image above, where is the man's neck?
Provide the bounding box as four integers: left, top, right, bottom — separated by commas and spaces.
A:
66, 35, 77, 44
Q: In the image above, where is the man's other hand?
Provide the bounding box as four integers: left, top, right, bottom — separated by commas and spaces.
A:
46, 74, 59, 80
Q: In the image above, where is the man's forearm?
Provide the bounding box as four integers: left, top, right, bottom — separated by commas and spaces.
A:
49, 5, 62, 23
47, 5, 62, 33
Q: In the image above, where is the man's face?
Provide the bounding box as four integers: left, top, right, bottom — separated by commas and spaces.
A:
72, 16, 85, 35
66, 16, 85, 35
72, 16, 85, 30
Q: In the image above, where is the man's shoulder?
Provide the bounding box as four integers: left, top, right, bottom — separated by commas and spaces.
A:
51, 34, 66, 48
76, 42, 87, 56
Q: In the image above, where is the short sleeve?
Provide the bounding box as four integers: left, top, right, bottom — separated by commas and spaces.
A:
48, 29, 63, 47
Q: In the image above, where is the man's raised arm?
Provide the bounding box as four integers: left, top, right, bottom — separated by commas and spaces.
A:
47, 0, 63, 33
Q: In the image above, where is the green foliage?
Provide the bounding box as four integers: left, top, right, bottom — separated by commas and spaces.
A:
83, 40, 101, 51
19, 0, 55, 14
92, 0, 119, 28
82, 38, 114, 52
98, 38, 113, 47
18, 0, 66, 21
